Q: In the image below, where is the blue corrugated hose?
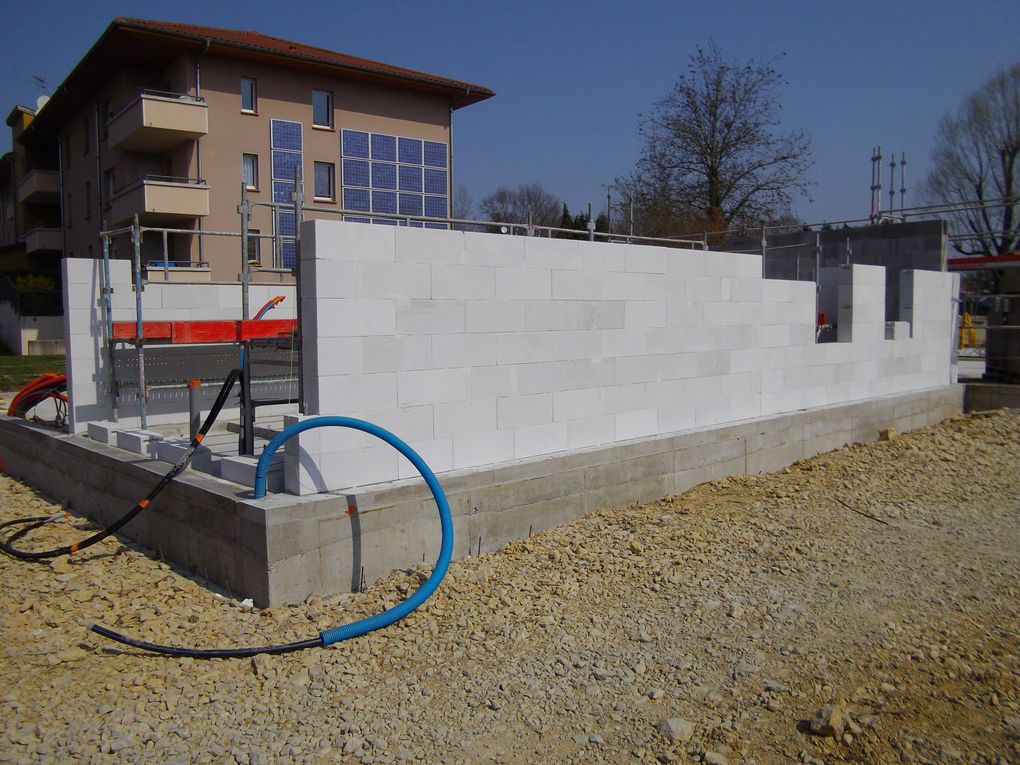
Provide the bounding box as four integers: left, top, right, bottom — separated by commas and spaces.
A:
89, 412, 453, 657
255, 416, 453, 646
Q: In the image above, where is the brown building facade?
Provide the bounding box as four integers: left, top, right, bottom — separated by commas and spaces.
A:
17, 18, 493, 282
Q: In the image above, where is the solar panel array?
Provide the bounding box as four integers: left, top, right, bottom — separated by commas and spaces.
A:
341, 129, 448, 228
271, 120, 303, 267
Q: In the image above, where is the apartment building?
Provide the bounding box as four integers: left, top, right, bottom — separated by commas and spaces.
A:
13, 18, 494, 282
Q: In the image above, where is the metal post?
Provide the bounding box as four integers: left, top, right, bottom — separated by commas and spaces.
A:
101, 235, 118, 423
629, 199, 634, 242
131, 214, 147, 430
188, 379, 201, 440
162, 229, 169, 281
587, 202, 594, 242
293, 165, 306, 415
238, 183, 254, 454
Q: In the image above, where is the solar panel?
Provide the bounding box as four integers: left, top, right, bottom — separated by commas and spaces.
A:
424, 168, 447, 195
371, 162, 397, 190
342, 130, 370, 158
343, 159, 370, 188
343, 187, 370, 212
278, 210, 297, 237
424, 195, 448, 218
372, 218, 399, 226
372, 191, 397, 214
399, 193, 424, 217
272, 151, 302, 181
281, 241, 297, 268
424, 222, 448, 230
423, 141, 447, 168
344, 215, 372, 224
399, 137, 423, 165
371, 134, 397, 162
399, 166, 423, 192
271, 120, 302, 151
273, 181, 295, 203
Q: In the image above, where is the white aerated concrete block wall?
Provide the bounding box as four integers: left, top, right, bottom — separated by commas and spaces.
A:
62, 258, 296, 433
290, 221, 958, 495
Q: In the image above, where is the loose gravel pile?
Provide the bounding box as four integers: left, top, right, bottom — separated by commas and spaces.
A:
1, 410, 1019, 765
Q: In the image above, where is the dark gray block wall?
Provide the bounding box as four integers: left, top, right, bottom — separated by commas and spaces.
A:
0, 384, 963, 606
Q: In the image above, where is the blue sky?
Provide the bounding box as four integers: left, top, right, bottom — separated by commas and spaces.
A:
2, 0, 1016, 229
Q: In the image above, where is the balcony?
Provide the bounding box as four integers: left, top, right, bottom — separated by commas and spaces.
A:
108, 90, 208, 153
22, 226, 63, 254
109, 176, 209, 226
17, 170, 60, 205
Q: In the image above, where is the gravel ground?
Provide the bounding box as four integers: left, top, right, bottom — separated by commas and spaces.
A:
1, 410, 1019, 765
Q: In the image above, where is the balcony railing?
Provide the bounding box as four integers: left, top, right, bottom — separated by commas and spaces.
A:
109, 175, 209, 226
108, 90, 208, 152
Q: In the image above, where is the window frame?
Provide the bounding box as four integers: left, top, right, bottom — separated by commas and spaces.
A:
240, 77, 258, 114
246, 228, 261, 265
312, 89, 334, 129
242, 153, 260, 191
313, 161, 336, 202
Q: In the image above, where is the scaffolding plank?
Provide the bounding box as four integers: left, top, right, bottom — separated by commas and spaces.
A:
112, 319, 296, 344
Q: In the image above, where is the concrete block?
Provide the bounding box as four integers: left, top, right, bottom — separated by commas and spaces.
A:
625, 301, 666, 328
355, 261, 431, 299
578, 300, 625, 330
396, 226, 464, 264
395, 299, 464, 334
221, 454, 283, 493
466, 300, 525, 333
514, 421, 568, 459
359, 335, 432, 373
524, 237, 580, 269
523, 300, 577, 331
498, 393, 553, 429
567, 414, 616, 449
309, 219, 395, 262
616, 408, 658, 440
312, 299, 395, 337
552, 270, 605, 300
432, 264, 495, 299
435, 398, 498, 438
885, 321, 911, 340
624, 245, 666, 274
465, 365, 515, 398
553, 387, 602, 422
155, 438, 218, 475
452, 429, 515, 470
115, 428, 163, 457
318, 373, 398, 412
397, 368, 466, 406
496, 269, 552, 300
432, 333, 498, 367
463, 232, 524, 268
87, 420, 120, 444
616, 354, 661, 384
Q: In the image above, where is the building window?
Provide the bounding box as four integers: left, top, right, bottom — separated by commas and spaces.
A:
247, 229, 261, 264
241, 78, 257, 113
101, 100, 111, 140
312, 90, 333, 128
85, 181, 91, 220
103, 169, 115, 207
82, 117, 90, 155
314, 162, 335, 201
242, 153, 259, 190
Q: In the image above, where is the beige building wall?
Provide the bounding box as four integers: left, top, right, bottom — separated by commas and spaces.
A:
56, 51, 455, 283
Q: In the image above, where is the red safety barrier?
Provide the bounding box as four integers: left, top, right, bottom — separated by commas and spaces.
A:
112, 319, 296, 344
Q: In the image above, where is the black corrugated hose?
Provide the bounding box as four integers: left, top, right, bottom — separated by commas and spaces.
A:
0, 368, 243, 561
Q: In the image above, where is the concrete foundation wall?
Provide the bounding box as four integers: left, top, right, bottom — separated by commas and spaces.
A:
0, 383, 964, 605
61, 257, 297, 432
289, 221, 959, 496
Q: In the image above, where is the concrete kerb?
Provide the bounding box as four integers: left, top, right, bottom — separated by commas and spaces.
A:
0, 384, 965, 606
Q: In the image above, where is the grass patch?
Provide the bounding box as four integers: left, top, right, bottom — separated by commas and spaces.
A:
0, 355, 66, 392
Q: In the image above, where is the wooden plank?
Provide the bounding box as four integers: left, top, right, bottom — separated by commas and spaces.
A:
111, 321, 172, 340
239, 319, 296, 340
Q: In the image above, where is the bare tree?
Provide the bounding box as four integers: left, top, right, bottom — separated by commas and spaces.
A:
622, 42, 811, 234
451, 186, 475, 221
480, 183, 562, 228
921, 63, 1019, 257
